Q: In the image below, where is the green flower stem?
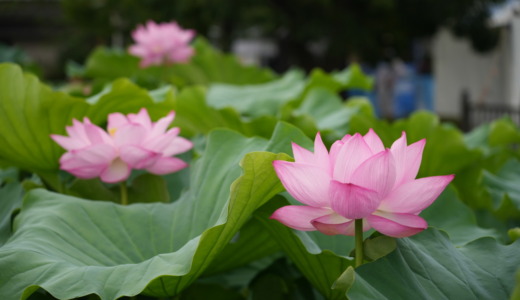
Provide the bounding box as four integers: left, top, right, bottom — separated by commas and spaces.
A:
355, 219, 363, 268
120, 182, 128, 206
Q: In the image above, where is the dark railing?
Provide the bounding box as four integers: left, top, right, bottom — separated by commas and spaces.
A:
460, 90, 520, 131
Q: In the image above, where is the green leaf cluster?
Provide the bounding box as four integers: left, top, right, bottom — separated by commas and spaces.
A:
0, 44, 519, 300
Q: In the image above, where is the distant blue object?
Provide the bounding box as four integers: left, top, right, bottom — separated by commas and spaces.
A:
394, 69, 416, 118
348, 89, 368, 97
368, 91, 380, 117
416, 75, 434, 111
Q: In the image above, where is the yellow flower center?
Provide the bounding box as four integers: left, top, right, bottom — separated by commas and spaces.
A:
109, 128, 117, 136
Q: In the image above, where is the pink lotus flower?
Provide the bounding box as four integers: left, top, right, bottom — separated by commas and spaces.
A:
51, 109, 192, 183
107, 108, 193, 175
50, 118, 129, 183
129, 20, 195, 68
271, 130, 454, 238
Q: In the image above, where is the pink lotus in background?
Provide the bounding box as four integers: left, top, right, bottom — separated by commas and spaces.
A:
51, 109, 192, 183
129, 20, 195, 68
271, 129, 454, 238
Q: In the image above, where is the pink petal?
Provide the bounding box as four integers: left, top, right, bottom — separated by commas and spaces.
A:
273, 161, 331, 207
51, 134, 82, 151
100, 158, 131, 183
58, 144, 117, 178
292, 133, 329, 171
330, 180, 380, 219
68, 143, 117, 166
161, 136, 193, 156
61, 166, 102, 179
350, 149, 396, 196
311, 214, 371, 236
66, 119, 89, 144
59, 153, 105, 179
313, 132, 330, 171
270, 205, 332, 231
332, 133, 373, 183
139, 58, 154, 68
146, 156, 188, 174
128, 45, 147, 57
340, 134, 352, 142
150, 111, 175, 136
128, 108, 152, 129
108, 113, 129, 133
312, 219, 355, 236
390, 132, 426, 185
173, 27, 195, 42
112, 124, 148, 147
378, 175, 455, 213
363, 129, 385, 154
367, 211, 427, 238
132, 24, 149, 42
329, 140, 344, 165
120, 145, 160, 169
84, 123, 111, 144
292, 142, 314, 163
168, 46, 194, 63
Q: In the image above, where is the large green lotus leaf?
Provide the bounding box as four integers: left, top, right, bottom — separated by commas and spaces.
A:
171, 85, 278, 138
512, 270, 520, 300
293, 88, 373, 142
451, 164, 513, 241
0, 63, 89, 172
206, 70, 306, 118
347, 228, 520, 299
420, 185, 498, 245
0, 181, 23, 246
84, 79, 174, 124
454, 120, 520, 220
204, 217, 281, 276
463, 118, 519, 168
0, 63, 176, 174
0, 122, 308, 299
84, 47, 144, 84
332, 63, 374, 91
169, 38, 275, 86
464, 122, 491, 150
84, 38, 275, 88
482, 158, 520, 219
303, 69, 344, 95
207, 131, 308, 274
255, 197, 355, 300
488, 117, 520, 147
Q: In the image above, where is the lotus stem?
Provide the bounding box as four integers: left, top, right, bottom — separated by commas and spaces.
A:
120, 182, 128, 205
355, 219, 363, 268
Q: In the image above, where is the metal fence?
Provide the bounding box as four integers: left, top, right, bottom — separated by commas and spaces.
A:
460, 90, 520, 131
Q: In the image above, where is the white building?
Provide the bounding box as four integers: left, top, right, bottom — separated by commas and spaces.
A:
433, 1, 520, 120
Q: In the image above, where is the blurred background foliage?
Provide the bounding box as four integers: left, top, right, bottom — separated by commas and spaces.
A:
60, 0, 504, 70
0, 0, 505, 79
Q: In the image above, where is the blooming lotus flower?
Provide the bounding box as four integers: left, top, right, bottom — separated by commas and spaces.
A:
271, 130, 454, 238
107, 108, 193, 175
129, 20, 195, 67
51, 109, 192, 183
50, 118, 129, 183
